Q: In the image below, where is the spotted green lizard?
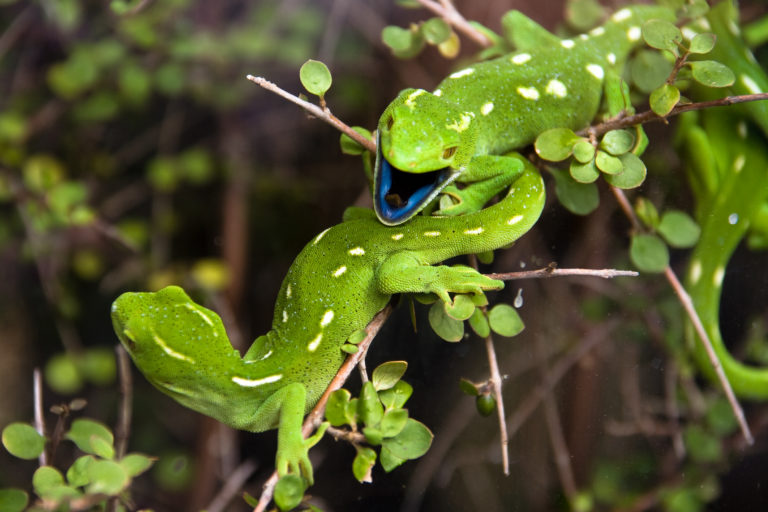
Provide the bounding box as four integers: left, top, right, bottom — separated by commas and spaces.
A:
111, 4, 679, 486
373, 5, 675, 225
681, 1, 768, 399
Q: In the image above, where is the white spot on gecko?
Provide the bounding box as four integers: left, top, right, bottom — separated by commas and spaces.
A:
507, 215, 524, 225
286, 284, 292, 298
282, 310, 288, 322
733, 154, 745, 173
590, 26, 605, 37
627, 26, 641, 42
612, 8, 632, 22
232, 374, 282, 387
741, 74, 762, 94
320, 310, 334, 327
464, 227, 484, 235
447, 113, 473, 132
433, 89, 442, 97
738, 122, 748, 138
181, 303, 214, 328
587, 64, 605, 80
391, 233, 404, 241
561, 39, 575, 49
348, 247, 365, 256
450, 68, 474, 79
152, 331, 195, 363
313, 227, 331, 245
607, 53, 616, 65
405, 89, 426, 108
333, 265, 347, 277
713, 266, 725, 287
307, 333, 323, 352
511, 53, 531, 65
545, 79, 568, 98
690, 260, 702, 284
517, 86, 540, 100
424, 231, 441, 237
728, 213, 739, 225
481, 102, 494, 115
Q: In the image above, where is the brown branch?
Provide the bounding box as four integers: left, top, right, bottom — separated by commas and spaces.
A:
414, 0, 491, 48
252, 303, 394, 512
113, 345, 133, 458
582, 93, 768, 139
483, 333, 509, 475
246, 75, 376, 154
486, 266, 638, 281
608, 186, 754, 445
33, 368, 47, 467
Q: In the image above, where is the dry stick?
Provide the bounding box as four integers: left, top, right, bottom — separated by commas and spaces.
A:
114, 345, 133, 458
609, 186, 754, 445
253, 304, 394, 512
246, 75, 376, 154
582, 92, 768, 139
415, 0, 492, 47
33, 368, 47, 467
487, 267, 638, 281
483, 333, 510, 475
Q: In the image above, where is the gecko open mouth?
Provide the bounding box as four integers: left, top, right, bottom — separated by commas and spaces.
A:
374, 136, 460, 226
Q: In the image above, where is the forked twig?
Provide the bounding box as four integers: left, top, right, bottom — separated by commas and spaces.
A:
414, 0, 491, 47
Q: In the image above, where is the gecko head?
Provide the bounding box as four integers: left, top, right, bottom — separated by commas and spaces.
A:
111, 285, 212, 366
374, 88, 479, 225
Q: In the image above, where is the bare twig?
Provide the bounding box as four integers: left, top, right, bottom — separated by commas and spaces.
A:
246, 75, 376, 153
483, 333, 509, 475
114, 345, 133, 458
33, 368, 47, 467
487, 266, 638, 281
608, 186, 754, 445
582, 93, 768, 139
253, 304, 394, 512
415, 0, 492, 48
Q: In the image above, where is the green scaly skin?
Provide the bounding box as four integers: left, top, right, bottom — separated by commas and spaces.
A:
373, 5, 675, 225
682, 1, 768, 399
112, 157, 544, 483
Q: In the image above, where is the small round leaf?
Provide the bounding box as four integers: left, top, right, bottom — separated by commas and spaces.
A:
468, 308, 490, 338
2, 423, 45, 460
352, 446, 376, 483
443, 293, 475, 321
299, 59, 332, 97
372, 361, 408, 391
378, 380, 413, 410
689, 32, 716, 54
340, 126, 373, 155
428, 302, 464, 342
65, 419, 114, 456
595, 150, 624, 175
600, 130, 635, 156
326, 389, 352, 427
572, 140, 596, 163
570, 160, 600, 184
488, 303, 524, 337
635, 197, 660, 230
87, 460, 128, 495
0, 489, 28, 512
535, 128, 579, 162
421, 18, 451, 45
380, 409, 409, 437
274, 474, 305, 511
604, 153, 647, 189
689, 60, 735, 88
550, 167, 599, 215
382, 419, 433, 460
642, 19, 682, 52
657, 210, 701, 248
630, 234, 669, 273
437, 31, 460, 59
650, 83, 680, 117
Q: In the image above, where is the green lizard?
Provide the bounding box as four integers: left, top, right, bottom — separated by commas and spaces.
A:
111, 4, 679, 484
373, 5, 674, 225
681, 1, 768, 399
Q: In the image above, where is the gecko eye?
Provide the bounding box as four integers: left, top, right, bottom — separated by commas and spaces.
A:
442, 146, 457, 159
386, 116, 394, 130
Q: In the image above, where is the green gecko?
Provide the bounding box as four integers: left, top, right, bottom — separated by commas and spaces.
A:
680, 1, 768, 399
373, 5, 675, 225
112, 156, 544, 483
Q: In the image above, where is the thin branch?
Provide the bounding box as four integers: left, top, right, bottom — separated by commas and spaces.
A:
608, 186, 754, 445
253, 304, 394, 512
33, 368, 47, 467
206, 459, 258, 512
114, 345, 133, 458
582, 93, 768, 139
246, 75, 376, 154
486, 266, 638, 281
483, 333, 509, 475
415, 0, 491, 48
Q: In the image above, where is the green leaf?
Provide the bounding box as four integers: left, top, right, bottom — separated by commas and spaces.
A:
642, 19, 682, 52
689, 60, 735, 88
378, 380, 413, 410
476, 394, 497, 417
443, 294, 475, 321
488, 303, 525, 337
33, 466, 79, 500
600, 130, 635, 156
595, 150, 624, 175
657, 210, 700, 248
550, 167, 599, 215
358, 382, 384, 426
243, 491, 259, 508
650, 83, 680, 117
379, 445, 406, 473
2, 423, 45, 460
680, 0, 709, 19
0, 488, 28, 512
326, 389, 352, 427
570, 160, 600, 184
437, 31, 460, 59
534, 128, 579, 162
382, 419, 433, 460
565, 0, 606, 31
604, 153, 647, 189
86, 460, 127, 495
90, 435, 115, 460
380, 409, 409, 438
348, 329, 367, 345
340, 126, 373, 155
459, 378, 480, 397
65, 419, 114, 456
352, 447, 376, 483
572, 140, 595, 164
630, 49, 674, 94
688, 32, 716, 54
630, 234, 669, 273
635, 197, 660, 230
428, 302, 464, 342
341, 344, 358, 354
299, 59, 332, 97
66, 455, 95, 487
80, 347, 117, 386
274, 474, 305, 511
421, 18, 451, 45
468, 308, 490, 338
381, 25, 425, 59
363, 426, 383, 446
120, 453, 154, 478
23, 155, 65, 193
683, 425, 722, 463
372, 361, 407, 391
